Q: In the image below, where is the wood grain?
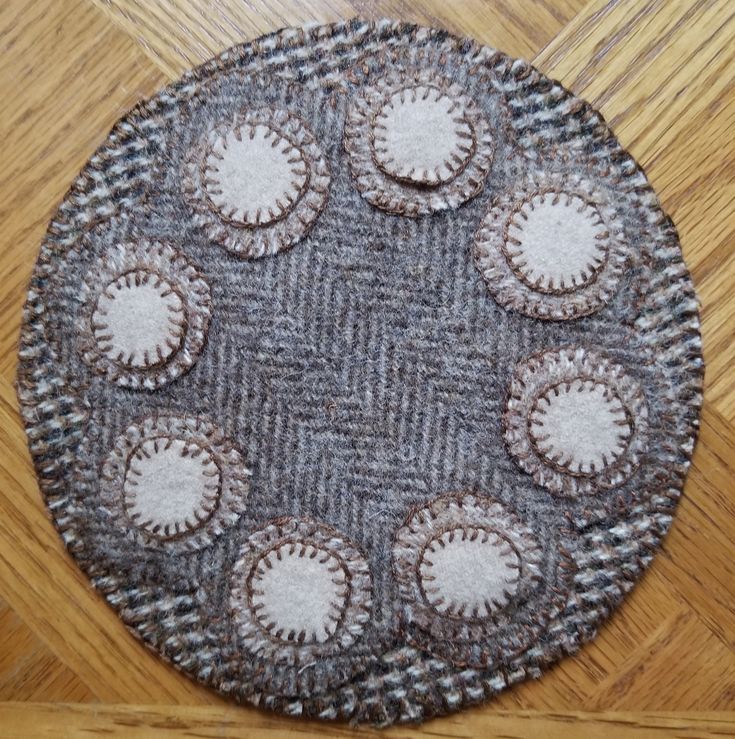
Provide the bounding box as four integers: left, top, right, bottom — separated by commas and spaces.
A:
0, 0, 733, 735
1, 704, 734, 739
91, 0, 590, 76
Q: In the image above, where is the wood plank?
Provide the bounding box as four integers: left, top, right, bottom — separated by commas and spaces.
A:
0, 703, 733, 738
90, 0, 357, 77
652, 405, 735, 648
347, 0, 590, 59
0, 600, 94, 703
592, 610, 735, 710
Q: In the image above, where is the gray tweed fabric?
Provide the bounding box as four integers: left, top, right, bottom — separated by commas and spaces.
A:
17, 19, 703, 725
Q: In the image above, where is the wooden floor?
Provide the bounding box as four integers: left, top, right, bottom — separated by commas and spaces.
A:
0, 1, 734, 736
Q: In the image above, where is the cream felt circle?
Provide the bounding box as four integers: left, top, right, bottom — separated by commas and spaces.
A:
504, 348, 650, 496
98, 415, 250, 552
184, 107, 330, 259
249, 542, 348, 643
529, 379, 632, 475
229, 518, 373, 688
19, 20, 703, 727
123, 437, 221, 538
392, 493, 566, 668
345, 67, 495, 215
372, 85, 474, 186
504, 193, 609, 293
473, 177, 628, 320
418, 527, 521, 618
77, 240, 212, 390
203, 122, 308, 227
92, 271, 185, 369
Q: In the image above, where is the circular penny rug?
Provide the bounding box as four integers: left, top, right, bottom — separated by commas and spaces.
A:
17, 19, 703, 726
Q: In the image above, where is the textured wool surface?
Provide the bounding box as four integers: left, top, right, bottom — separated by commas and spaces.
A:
16, 19, 703, 726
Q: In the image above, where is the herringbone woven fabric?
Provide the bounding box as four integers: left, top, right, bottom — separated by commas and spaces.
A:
17, 19, 703, 725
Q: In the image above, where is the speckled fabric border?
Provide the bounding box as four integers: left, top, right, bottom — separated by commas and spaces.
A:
16, 19, 703, 726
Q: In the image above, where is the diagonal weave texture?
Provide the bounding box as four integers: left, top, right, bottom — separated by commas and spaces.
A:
16, 19, 703, 726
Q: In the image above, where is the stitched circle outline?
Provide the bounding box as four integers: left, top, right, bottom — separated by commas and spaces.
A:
504, 347, 649, 496
529, 378, 634, 475
417, 525, 522, 618
503, 193, 609, 294
202, 121, 309, 227
99, 414, 251, 551
122, 436, 222, 536
183, 107, 330, 259
344, 68, 495, 216
473, 174, 629, 320
371, 84, 476, 186
77, 240, 212, 390
230, 517, 372, 665
91, 270, 187, 369
392, 493, 574, 668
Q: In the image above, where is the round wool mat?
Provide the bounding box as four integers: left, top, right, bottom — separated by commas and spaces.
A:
17, 19, 704, 726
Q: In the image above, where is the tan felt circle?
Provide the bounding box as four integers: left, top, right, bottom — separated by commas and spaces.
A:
98, 414, 250, 552
504, 347, 649, 496
419, 527, 521, 618
473, 174, 629, 321
249, 541, 349, 644
203, 122, 309, 227
183, 107, 330, 259
529, 379, 633, 476
372, 84, 474, 186
123, 437, 222, 538
77, 240, 212, 390
344, 67, 495, 216
92, 271, 185, 369
504, 193, 609, 294
392, 493, 571, 669
229, 517, 374, 691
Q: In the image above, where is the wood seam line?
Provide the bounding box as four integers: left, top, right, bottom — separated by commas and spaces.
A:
86, 0, 180, 80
